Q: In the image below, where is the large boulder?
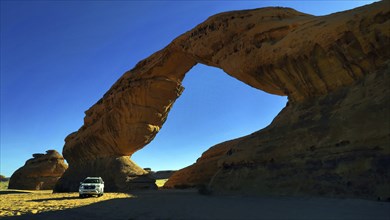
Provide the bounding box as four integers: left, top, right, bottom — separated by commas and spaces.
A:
8, 150, 68, 190
55, 1, 389, 196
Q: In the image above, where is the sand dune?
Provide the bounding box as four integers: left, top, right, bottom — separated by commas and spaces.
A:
0, 189, 389, 220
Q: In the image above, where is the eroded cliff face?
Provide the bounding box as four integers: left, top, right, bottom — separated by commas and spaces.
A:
9, 150, 68, 190
165, 138, 242, 188
165, 63, 390, 200
55, 1, 390, 193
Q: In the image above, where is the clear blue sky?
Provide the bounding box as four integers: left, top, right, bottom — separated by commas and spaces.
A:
0, 1, 377, 177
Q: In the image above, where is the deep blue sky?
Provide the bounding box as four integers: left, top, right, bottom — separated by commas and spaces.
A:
0, 1, 377, 177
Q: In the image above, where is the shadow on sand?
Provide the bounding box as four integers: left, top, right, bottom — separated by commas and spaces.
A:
2, 189, 390, 220
30, 196, 80, 202
0, 190, 31, 195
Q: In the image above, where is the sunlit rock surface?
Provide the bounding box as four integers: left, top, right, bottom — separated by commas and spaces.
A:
166, 63, 390, 200
165, 138, 241, 188
55, 1, 389, 195
9, 150, 68, 190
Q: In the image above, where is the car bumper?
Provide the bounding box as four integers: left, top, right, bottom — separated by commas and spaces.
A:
79, 189, 101, 195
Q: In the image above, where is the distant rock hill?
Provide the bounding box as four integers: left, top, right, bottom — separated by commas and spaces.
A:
55, 1, 389, 200
9, 150, 68, 190
0, 175, 9, 182
148, 170, 176, 180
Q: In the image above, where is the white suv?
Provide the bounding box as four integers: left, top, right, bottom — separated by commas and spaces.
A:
79, 177, 104, 198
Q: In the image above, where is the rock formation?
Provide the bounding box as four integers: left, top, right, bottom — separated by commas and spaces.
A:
55, 156, 156, 192
55, 0, 389, 198
149, 170, 176, 180
0, 174, 8, 182
9, 150, 68, 190
165, 139, 242, 188
165, 63, 390, 200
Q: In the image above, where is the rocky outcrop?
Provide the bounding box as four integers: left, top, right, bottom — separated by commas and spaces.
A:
165, 139, 241, 188
166, 63, 390, 200
0, 175, 8, 182
54, 156, 156, 192
55, 1, 389, 194
149, 170, 176, 180
8, 150, 67, 190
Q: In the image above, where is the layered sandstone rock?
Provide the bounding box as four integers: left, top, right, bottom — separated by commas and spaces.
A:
165, 138, 241, 188
55, 1, 389, 194
9, 150, 67, 190
54, 156, 156, 192
166, 63, 390, 200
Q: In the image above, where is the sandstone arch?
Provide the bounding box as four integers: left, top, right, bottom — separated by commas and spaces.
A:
55, 1, 389, 195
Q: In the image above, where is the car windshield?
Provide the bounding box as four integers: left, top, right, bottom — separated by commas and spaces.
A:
83, 179, 100, 183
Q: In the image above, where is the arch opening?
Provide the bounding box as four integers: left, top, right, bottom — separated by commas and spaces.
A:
132, 64, 287, 181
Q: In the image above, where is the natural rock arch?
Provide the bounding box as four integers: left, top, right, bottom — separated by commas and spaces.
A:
54, 2, 389, 193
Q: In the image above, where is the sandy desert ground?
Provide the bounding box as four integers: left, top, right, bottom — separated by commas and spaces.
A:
0, 190, 131, 217
0, 188, 389, 220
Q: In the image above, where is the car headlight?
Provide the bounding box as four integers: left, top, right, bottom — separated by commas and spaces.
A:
79, 185, 83, 189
